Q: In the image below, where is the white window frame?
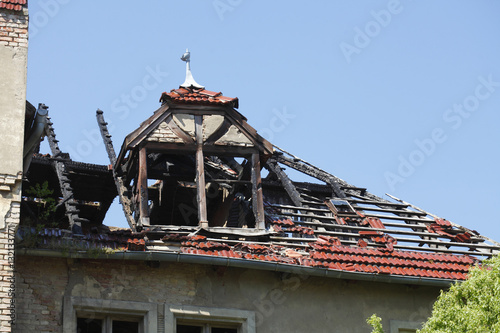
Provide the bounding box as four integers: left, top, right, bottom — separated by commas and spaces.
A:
389, 320, 422, 333
165, 304, 255, 333
63, 296, 157, 333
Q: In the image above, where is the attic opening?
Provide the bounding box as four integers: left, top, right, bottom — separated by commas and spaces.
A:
145, 153, 257, 228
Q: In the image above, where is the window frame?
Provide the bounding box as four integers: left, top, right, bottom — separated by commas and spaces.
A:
165, 304, 255, 333
63, 296, 157, 333
389, 320, 422, 333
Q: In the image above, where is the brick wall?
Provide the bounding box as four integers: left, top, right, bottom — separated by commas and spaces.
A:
0, 7, 28, 48
14, 257, 200, 332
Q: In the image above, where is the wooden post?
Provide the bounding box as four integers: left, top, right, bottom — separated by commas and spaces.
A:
251, 153, 265, 230
138, 147, 149, 227
195, 115, 208, 227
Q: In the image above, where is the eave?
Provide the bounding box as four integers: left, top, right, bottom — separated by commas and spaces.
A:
17, 248, 455, 288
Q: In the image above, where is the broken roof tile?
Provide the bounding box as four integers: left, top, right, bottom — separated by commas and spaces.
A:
160, 87, 239, 108
0, 0, 26, 11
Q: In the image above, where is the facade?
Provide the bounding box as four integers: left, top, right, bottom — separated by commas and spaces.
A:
12, 72, 500, 332
1, 2, 500, 332
0, 1, 28, 331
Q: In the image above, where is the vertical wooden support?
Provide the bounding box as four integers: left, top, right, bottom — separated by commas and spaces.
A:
195, 115, 208, 228
138, 147, 150, 227
251, 153, 265, 230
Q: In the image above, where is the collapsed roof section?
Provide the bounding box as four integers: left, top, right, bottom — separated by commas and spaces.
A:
22, 104, 117, 234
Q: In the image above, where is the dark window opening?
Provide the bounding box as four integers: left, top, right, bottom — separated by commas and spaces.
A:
77, 318, 102, 333
112, 320, 139, 333
212, 328, 238, 333
77, 316, 140, 333
177, 325, 203, 333
177, 324, 238, 333
145, 153, 258, 228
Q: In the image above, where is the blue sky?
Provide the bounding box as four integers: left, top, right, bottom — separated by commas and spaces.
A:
26, 1, 500, 243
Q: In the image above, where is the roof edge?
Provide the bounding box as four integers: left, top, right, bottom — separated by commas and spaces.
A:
18, 248, 456, 288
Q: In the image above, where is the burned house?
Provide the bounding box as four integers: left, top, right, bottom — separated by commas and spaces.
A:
1, 2, 500, 332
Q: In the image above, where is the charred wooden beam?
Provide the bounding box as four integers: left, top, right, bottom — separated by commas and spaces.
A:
96, 109, 136, 230
45, 117, 83, 234
386, 193, 500, 247
266, 159, 303, 207
251, 153, 265, 230
274, 154, 346, 198
138, 147, 149, 227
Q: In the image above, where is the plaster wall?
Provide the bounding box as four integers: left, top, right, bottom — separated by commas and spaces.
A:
14, 256, 440, 333
0, 8, 28, 333
0, 9, 27, 178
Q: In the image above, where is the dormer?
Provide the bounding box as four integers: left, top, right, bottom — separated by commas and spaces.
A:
115, 51, 273, 231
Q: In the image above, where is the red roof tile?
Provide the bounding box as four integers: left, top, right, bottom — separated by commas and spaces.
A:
0, 0, 26, 11
175, 233, 478, 281
160, 87, 239, 108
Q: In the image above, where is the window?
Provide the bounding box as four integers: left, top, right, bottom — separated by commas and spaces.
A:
64, 297, 157, 333
77, 315, 141, 333
389, 320, 422, 333
165, 305, 255, 333
326, 199, 356, 215
177, 323, 238, 333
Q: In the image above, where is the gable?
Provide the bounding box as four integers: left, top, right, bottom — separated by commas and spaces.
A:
120, 108, 267, 158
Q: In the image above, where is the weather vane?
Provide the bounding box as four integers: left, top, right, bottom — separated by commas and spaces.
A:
180, 49, 204, 89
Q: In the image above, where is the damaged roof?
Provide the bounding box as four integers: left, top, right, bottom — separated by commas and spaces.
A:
20, 85, 500, 286
0, 0, 26, 11
160, 87, 239, 109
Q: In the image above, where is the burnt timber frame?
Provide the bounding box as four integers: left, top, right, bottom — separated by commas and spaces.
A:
114, 103, 273, 230
45, 116, 84, 234
273, 151, 346, 199
265, 158, 303, 207
96, 110, 136, 230
138, 146, 149, 227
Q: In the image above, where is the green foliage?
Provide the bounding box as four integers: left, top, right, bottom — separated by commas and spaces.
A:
418, 254, 500, 333
367, 255, 500, 332
26, 181, 57, 222
367, 314, 385, 333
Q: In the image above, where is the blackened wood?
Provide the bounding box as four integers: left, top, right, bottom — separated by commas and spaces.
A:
45, 118, 82, 234
386, 193, 500, 247
266, 159, 302, 207
96, 109, 136, 230
138, 147, 149, 227
251, 153, 265, 229
115, 103, 170, 167
274, 155, 346, 199
144, 141, 258, 156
